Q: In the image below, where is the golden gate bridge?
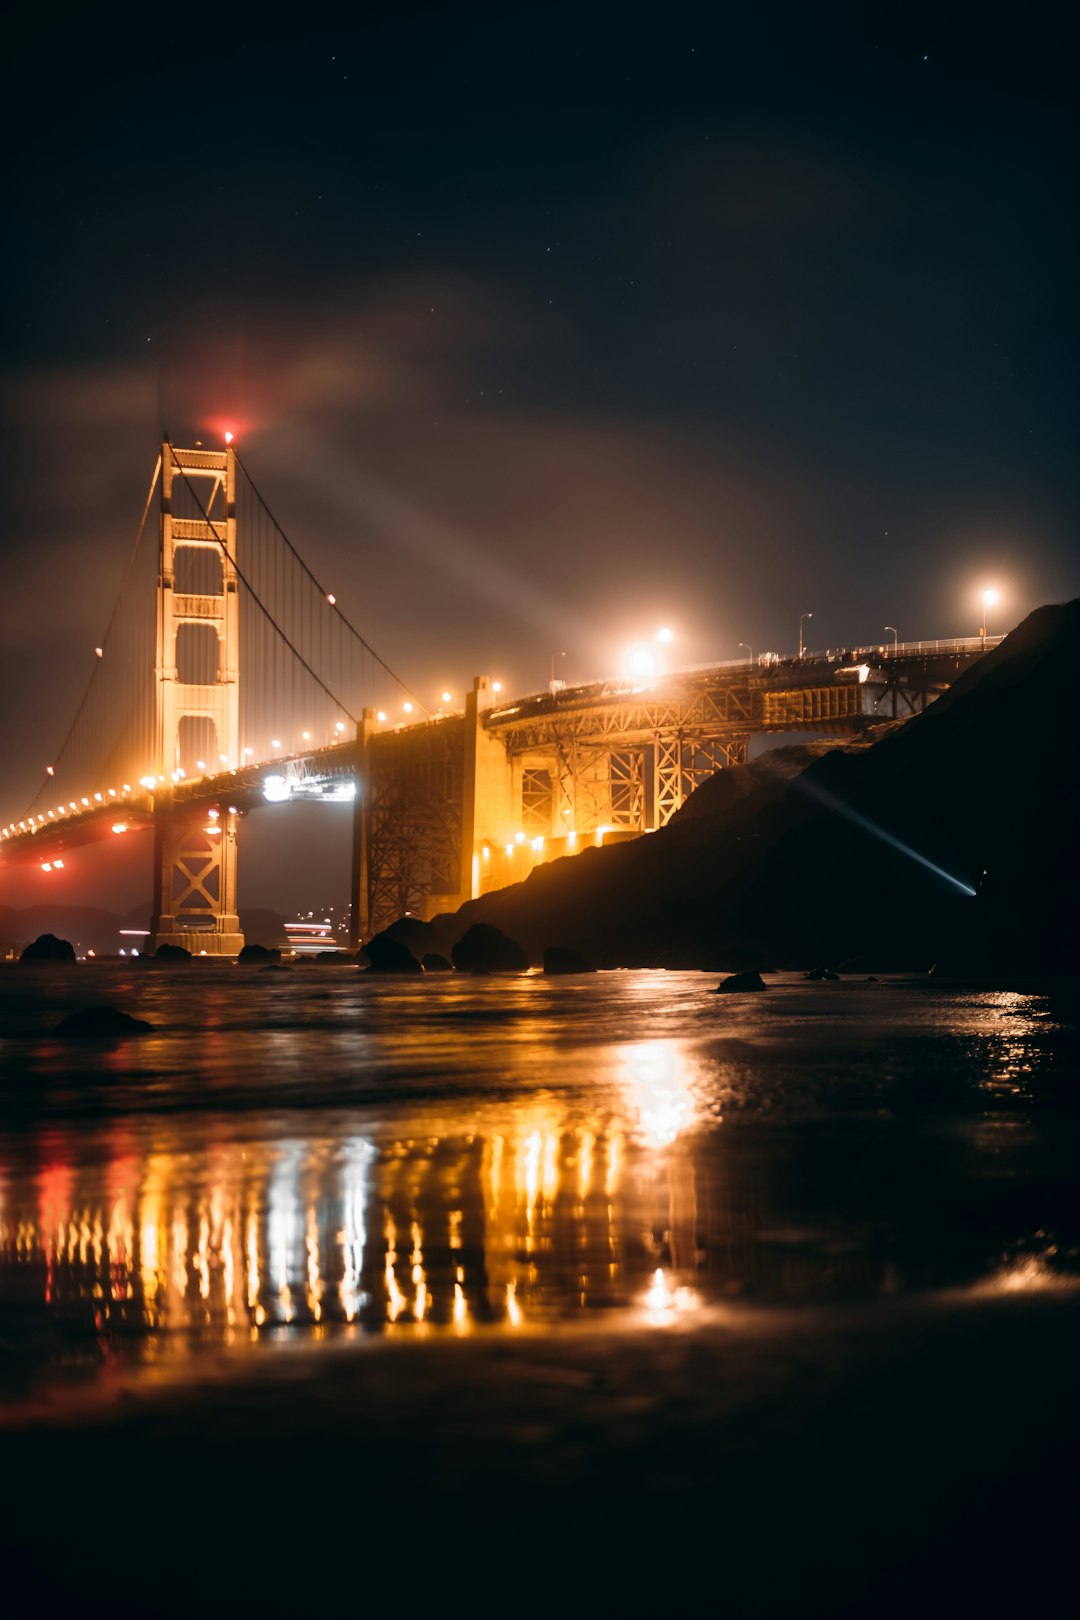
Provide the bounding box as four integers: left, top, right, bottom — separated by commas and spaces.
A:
0, 441, 999, 949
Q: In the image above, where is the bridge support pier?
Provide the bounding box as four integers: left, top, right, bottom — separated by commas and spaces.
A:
460, 676, 520, 906
347, 711, 379, 952
149, 801, 244, 956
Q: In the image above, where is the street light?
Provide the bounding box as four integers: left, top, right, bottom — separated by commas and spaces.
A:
799, 612, 813, 659
738, 641, 753, 665
980, 588, 998, 642
549, 650, 566, 692
624, 643, 659, 680
884, 625, 898, 653
623, 627, 674, 682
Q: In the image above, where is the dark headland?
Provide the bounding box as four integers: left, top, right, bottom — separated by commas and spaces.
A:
390, 600, 1080, 975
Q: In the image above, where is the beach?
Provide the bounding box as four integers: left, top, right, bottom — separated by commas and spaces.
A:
2, 965, 1077, 1613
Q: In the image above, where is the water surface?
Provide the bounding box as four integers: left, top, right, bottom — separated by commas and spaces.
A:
2, 965, 1077, 1400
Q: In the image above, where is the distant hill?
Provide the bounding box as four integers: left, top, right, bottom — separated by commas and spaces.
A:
0, 903, 286, 957
399, 600, 1079, 974
239, 909, 290, 951
0, 904, 133, 958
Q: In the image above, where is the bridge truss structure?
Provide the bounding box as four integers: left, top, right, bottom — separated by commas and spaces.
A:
357, 643, 987, 934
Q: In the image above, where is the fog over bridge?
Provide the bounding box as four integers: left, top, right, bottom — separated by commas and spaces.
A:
0, 443, 998, 946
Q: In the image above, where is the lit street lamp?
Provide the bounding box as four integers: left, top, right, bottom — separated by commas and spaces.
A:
884, 625, 898, 653
980, 588, 998, 643
799, 612, 813, 659
624, 643, 659, 680
739, 641, 753, 665
622, 626, 674, 682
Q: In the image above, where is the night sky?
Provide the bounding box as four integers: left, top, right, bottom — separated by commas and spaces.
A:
2, 4, 1076, 915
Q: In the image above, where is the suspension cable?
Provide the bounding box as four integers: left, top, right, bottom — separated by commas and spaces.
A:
25, 454, 161, 812
234, 450, 428, 713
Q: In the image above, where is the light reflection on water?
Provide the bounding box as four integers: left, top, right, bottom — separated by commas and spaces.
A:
1, 970, 1078, 1384
3, 1110, 699, 1347
619, 1039, 699, 1146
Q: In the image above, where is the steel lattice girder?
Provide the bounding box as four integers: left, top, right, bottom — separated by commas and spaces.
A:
169, 832, 223, 911
490, 685, 755, 753
548, 741, 642, 833
654, 733, 684, 825
608, 749, 644, 824
521, 768, 553, 832
653, 735, 749, 825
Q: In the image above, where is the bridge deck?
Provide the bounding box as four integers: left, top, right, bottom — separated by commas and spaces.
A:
1, 639, 997, 871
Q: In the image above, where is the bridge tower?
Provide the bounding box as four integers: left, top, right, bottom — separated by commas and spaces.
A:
149, 443, 244, 955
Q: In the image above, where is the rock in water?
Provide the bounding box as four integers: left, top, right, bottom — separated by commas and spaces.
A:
543, 946, 596, 975
153, 943, 191, 962
238, 943, 281, 965
364, 934, 424, 974
804, 966, 840, 981
56, 1005, 153, 1036
452, 924, 529, 974
715, 971, 767, 993
20, 933, 76, 964
421, 953, 454, 972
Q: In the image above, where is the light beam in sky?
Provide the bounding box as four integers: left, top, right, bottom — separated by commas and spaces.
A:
795, 775, 977, 896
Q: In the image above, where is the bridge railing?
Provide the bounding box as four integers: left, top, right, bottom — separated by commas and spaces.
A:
839, 635, 1003, 659
489, 636, 1003, 718
714, 635, 1004, 669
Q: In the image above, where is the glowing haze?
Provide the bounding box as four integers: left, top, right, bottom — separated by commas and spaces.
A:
1, 10, 1076, 914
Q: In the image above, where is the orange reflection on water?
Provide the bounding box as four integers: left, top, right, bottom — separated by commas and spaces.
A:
409, 1219, 428, 1322
0, 1045, 724, 1363
641, 1267, 702, 1326
385, 1214, 407, 1322
618, 1040, 700, 1148
305, 1206, 323, 1322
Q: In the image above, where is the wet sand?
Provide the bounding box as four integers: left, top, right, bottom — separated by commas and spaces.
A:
4, 1288, 1078, 1617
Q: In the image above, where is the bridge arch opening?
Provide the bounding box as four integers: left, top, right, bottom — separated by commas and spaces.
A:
175, 622, 221, 686
176, 714, 220, 778
174, 547, 224, 597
